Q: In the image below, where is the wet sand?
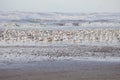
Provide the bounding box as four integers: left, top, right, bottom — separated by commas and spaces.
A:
0, 60, 120, 80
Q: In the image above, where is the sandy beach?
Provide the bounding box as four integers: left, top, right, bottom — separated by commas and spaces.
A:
0, 60, 120, 80
0, 45, 120, 80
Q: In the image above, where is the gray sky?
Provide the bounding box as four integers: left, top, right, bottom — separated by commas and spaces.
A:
0, 0, 120, 13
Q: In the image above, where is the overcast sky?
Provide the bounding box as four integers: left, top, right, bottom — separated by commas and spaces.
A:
0, 0, 120, 13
